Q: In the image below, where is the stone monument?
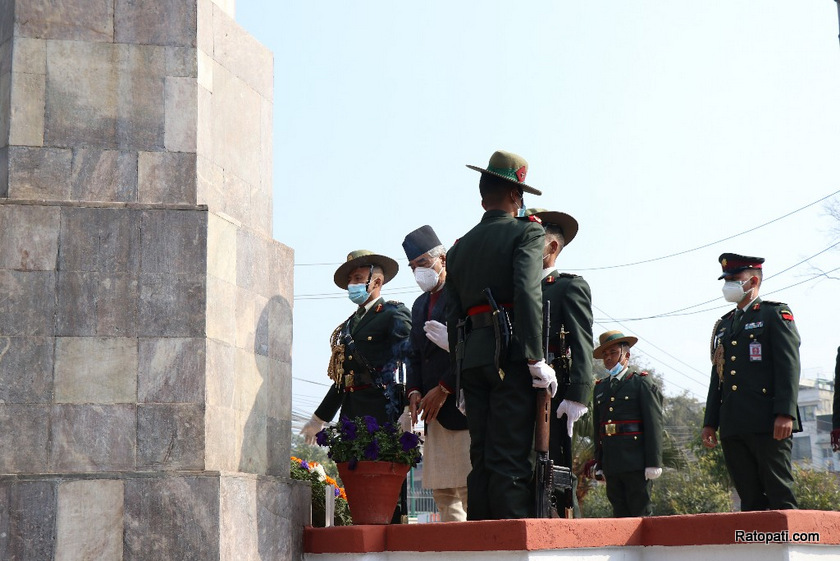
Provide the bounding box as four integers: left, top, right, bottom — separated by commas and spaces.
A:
0, 0, 308, 558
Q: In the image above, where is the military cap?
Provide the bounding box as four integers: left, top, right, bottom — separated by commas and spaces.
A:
466, 150, 542, 195
333, 250, 399, 289
525, 208, 579, 246
718, 253, 765, 280
402, 225, 443, 261
593, 330, 638, 359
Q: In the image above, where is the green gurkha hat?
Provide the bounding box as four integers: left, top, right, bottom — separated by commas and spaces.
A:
593, 330, 638, 359
525, 208, 579, 246
333, 250, 399, 290
466, 150, 542, 195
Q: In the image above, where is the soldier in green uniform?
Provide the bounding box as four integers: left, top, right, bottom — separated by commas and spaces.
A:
443, 150, 557, 520
527, 208, 593, 517
832, 346, 840, 452
300, 250, 412, 442
702, 253, 800, 511
591, 330, 663, 517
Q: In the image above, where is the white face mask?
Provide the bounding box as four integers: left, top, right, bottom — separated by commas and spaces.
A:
414, 265, 440, 292
722, 279, 751, 303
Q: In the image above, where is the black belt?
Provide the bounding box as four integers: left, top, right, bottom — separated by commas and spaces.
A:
468, 310, 515, 330
600, 421, 642, 436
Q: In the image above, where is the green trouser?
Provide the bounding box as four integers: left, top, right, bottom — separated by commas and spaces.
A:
721, 433, 797, 511
461, 360, 537, 520
605, 471, 652, 517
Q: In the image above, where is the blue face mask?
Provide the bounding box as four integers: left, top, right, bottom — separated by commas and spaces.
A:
608, 361, 624, 377
347, 283, 370, 305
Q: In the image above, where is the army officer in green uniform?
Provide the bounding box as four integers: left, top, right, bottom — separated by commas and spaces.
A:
832, 347, 840, 452
527, 208, 593, 517
444, 150, 557, 520
591, 330, 663, 517
300, 250, 412, 443
702, 253, 800, 510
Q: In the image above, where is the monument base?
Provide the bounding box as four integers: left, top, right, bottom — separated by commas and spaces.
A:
1, 472, 311, 560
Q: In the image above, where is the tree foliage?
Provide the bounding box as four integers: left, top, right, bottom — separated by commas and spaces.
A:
792, 468, 840, 511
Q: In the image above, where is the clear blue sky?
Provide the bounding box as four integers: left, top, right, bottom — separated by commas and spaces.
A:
236, 1, 840, 429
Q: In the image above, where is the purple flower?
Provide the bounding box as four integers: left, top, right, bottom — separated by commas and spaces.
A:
362, 415, 379, 434
315, 429, 328, 446
340, 417, 357, 440
364, 439, 380, 460
383, 421, 397, 434
334, 487, 341, 497
399, 431, 420, 452
300, 460, 310, 470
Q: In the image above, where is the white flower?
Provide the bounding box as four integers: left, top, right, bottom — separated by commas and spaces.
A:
311, 463, 327, 482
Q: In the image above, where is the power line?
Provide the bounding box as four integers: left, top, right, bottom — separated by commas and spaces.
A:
566, 189, 840, 271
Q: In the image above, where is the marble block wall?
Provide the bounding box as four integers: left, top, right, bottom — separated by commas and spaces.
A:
0, 0, 307, 559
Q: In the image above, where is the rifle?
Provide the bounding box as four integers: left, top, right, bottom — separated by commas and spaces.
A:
535, 301, 554, 517
555, 324, 574, 518
535, 303, 574, 518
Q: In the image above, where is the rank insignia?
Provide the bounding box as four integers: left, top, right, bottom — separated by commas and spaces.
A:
546, 275, 555, 284
781, 310, 794, 321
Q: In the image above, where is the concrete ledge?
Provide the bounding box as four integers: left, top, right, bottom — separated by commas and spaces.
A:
305, 510, 840, 555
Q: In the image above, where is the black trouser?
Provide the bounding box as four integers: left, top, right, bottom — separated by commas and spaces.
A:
721, 433, 797, 511
461, 360, 536, 520
605, 471, 651, 517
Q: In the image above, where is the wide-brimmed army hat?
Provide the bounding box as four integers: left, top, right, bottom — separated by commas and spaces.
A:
402, 225, 443, 261
466, 150, 542, 195
593, 330, 638, 359
717, 253, 765, 280
526, 208, 579, 246
333, 250, 399, 289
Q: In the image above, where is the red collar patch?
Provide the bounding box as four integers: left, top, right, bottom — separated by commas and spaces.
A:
375, 303, 383, 313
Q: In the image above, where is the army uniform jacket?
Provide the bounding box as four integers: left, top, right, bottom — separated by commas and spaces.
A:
406, 289, 468, 431
444, 209, 545, 385
315, 297, 411, 425
542, 271, 594, 404
592, 371, 663, 476
833, 347, 840, 431
703, 298, 801, 438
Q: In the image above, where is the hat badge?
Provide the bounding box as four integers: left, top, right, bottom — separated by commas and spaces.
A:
721, 258, 727, 267
516, 166, 527, 182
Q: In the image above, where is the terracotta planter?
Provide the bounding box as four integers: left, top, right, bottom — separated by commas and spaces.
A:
336, 461, 410, 525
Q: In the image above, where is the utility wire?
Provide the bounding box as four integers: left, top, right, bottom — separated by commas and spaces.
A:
292, 189, 839, 271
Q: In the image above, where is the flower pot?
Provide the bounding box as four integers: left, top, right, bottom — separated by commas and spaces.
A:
336, 461, 410, 525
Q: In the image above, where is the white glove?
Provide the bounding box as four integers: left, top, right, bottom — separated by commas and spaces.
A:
423, 320, 449, 352
555, 399, 588, 437
300, 414, 326, 445
528, 359, 558, 397
645, 467, 662, 481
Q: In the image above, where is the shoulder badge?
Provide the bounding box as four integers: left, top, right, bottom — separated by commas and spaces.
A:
780, 309, 794, 321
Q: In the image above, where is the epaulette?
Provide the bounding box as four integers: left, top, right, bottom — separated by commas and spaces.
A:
385, 300, 403, 307
720, 309, 736, 320
517, 215, 541, 223
557, 272, 578, 278
638, 371, 649, 376
760, 300, 785, 306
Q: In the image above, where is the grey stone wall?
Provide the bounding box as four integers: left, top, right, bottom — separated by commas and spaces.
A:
0, 0, 308, 559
